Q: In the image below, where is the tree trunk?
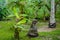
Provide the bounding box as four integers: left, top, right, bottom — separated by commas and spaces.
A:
14, 27, 19, 40
27, 18, 38, 37
14, 19, 20, 40
49, 0, 56, 28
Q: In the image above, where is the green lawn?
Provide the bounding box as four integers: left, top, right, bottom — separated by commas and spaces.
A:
0, 20, 60, 40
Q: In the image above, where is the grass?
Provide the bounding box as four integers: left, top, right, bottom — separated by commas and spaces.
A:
0, 20, 60, 40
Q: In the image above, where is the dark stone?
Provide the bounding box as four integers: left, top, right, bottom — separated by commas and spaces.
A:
27, 18, 38, 37
49, 23, 56, 28
27, 32, 38, 37
27, 26, 38, 37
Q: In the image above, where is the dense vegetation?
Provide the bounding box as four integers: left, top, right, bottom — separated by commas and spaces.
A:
0, 0, 60, 40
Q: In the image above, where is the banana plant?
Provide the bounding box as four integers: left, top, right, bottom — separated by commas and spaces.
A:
7, 1, 28, 40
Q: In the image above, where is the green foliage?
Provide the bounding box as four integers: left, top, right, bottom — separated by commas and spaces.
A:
0, 0, 60, 28
0, 0, 60, 21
